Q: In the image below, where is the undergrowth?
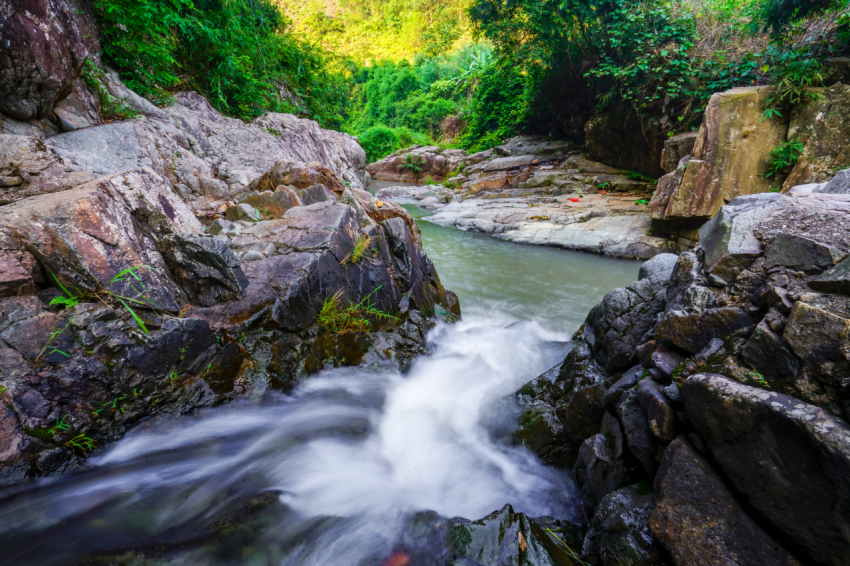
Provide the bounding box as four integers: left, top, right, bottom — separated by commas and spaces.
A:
317, 288, 396, 335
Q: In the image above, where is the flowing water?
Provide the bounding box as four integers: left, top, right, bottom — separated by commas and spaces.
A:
0, 207, 638, 566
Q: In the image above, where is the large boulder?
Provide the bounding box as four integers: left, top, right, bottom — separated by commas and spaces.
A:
653, 87, 787, 221
650, 437, 801, 566
584, 110, 665, 178
366, 145, 466, 182
0, 0, 98, 120
682, 374, 850, 566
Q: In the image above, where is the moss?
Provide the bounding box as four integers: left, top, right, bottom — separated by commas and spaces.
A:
636, 481, 653, 495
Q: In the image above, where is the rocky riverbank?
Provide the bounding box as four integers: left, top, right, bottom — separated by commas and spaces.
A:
511, 185, 850, 566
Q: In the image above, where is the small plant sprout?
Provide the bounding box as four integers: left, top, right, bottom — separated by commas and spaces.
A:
36, 323, 72, 361
0, 386, 6, 395
49, 271, 81, 309
341, 235, 374, 266
49, 416, 71, 436
66, 434, 96, 454
169, 370, 180, 381
744, 366, 769, 388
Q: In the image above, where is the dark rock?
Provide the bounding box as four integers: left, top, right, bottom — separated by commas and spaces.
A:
694, 338, 723, 361
682, 373, 850, 566
636, 380, 676, 443
816, 168, 850, 194
740, 321, 800, 382
557, 342, 612, 448
447, 504, 578, 566
574, 434, 620, 516
783, 301, 850, 365
160, 236, 249, 307
655, 307, 756, 354
636, 341, 657, 369
664, 252, 701, 311
581, 484, 669, 566
764, 233, 846, 272
616, 389, 659, 478
649, 346, 684, 381
650, 437, 801, 566
638, 254, 678, 281
0, 0, 98, 120
810, 256, 850, 295
602, 365, 643, 413
759, 285, 794, 314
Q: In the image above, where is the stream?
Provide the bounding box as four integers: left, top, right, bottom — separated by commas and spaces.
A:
0, 207, 639, 566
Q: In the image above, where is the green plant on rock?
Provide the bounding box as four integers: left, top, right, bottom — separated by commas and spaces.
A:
66, 434, 96, 454
49, 416, 71, 436
341, 235, 374, 266
317, 287, 397, 335
764, 138, 805, 180
744, 365, 770, 388
80, 59, 140, 121
399, 153, 424, 173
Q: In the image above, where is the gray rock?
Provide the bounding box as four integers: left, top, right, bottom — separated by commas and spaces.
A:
816, 168, 850, 194
158, 236, 249, 307
207, 218, 232, 235
810, 256, 850, 295
649, 346, 684, 381
655, 307, 756, 354
298, 183, 337, 206
682, 373, 850, 566
650, 437, 801, 566
764, 233, 846, 272
616, 389, 659, 478
698, 193, 793, 281
581, 484, 668, 566
574, 434, 620, 516
638, 253, 678, 281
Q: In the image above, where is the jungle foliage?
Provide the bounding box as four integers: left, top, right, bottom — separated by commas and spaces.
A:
91, 0, 349, 126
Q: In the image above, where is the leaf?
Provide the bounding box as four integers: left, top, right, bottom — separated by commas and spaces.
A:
118, 298, 150, 334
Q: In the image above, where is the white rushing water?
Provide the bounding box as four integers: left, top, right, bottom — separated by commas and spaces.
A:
0, 209, 639, 565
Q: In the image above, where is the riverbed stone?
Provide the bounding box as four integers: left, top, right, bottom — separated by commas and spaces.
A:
638, 254, 678, 281
763, 233, 846, 272
602, 365, 644, 413
650, 437, 801, 566
616, 389, 659, 478
809, 256, 850, 294
648, 346, 684, 381
581, 484, 668, 566
636, 380, 676, 443
681, 373, 850, 566
783, 300, 850, 365
740, 321, 800, 382
655, 307, 755, 354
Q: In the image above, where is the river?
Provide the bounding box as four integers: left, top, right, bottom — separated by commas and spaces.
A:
0, 207, 639, 566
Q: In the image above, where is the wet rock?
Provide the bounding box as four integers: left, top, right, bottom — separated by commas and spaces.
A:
585, 269, 672, 372
650, 437, 801, 566
638, 254, 678, 281
616, 389, 659, 478
447, 504, 578, 566
655, 307, 755, 354
602, 365, 644, 413
764, 233, 846, 272
681, 373, 850, 566
581, 484, 668, 566
636, 380, 676, 443
648, 346, 684, 381
574, 413, 638, 517
740, 321, 799, 381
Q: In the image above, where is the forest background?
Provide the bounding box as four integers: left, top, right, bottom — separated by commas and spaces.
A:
88, 0, 849, 162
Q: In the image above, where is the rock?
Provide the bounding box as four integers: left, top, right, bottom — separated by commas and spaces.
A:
585, 269, 672, 372
636, 341, 657, 369
782, 85, 850, 190
650, 437, 801, 566
698, 193, 793, 281
682, 373, 850, 566
648, 346, 684, 381
616, 389, 659, 478
763, 233, 846, 272
659, 132, 698, 174
740, 321, 800, 381
240, 186, 303, 219
0, 0, 98, 120
581, 484, 668, 566
638, 254, 678, 281
514, 365, 577, 468
52, 78, 101, 132
602, 365, 644, 412
574, 414, 636, 517
817, 168, 850, 194
447, 504, 579, 566
654, 87, 787, 221
0, 135, 96, 204
636, 380, 676, 443
366, 145, 466, 183
298, 184, 337, 205
559, 344, 612, 447
810, 256, 850, 294
226, 203, 262, 222
585, 110, 665, 178
655, 307, 755, 354
782, 300, 850, 365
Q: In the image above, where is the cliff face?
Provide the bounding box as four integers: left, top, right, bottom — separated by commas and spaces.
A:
0, 1, 458, 487
516, 186, 850, 566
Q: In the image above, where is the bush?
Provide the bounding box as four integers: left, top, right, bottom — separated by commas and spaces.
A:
91, 0, 350, 126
